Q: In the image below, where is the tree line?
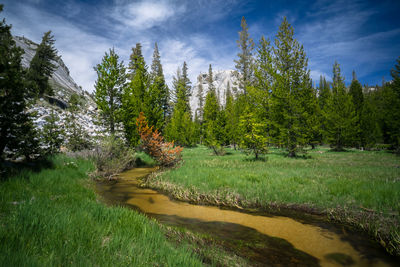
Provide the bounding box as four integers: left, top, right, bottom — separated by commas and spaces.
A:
0, 4, 66, 160
1, 4, 95, 161
2, 0, 399, 161
94, 16, 400, 158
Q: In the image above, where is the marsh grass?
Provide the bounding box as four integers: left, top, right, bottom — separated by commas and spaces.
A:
144, 146, 400, 255
0, 155, 203, 266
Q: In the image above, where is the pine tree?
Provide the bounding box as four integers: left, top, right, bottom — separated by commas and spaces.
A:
94, 48, 126, 135
302, 79, 321, 149
149, 42, 169, 131
203, 64, 225, 154
318, 75, 331, 144
65, 93, 90, 151
26, 31, 58, 97
42, 108, 64, 154
196, 74, 205, 120
349, 71, 364, 114
0, 5, 39, 160
318, 75, 331, 112
195, 75, 205, 142
251, 36, 272, 144
360, 92, 381, 149
381, 57, 400, 152
234, 16, 255, 94
224, 84, 238, 148
239, 108, 268, 159
349, 70, 363, 147
122, 43, 149, 146
181, 61, 192, 113
269, 17, 313, 157
322, 62, 358, 151
165, 63, 195, 146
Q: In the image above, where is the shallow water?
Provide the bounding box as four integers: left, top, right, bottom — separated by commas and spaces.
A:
96, 167, 398, 266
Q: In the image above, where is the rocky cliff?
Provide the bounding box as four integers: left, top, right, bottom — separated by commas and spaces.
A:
189, 70, 240, 118
14, 36, 102, 139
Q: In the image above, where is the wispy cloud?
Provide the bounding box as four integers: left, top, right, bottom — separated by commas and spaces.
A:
3, 0, 399, 91
293, 0, 399, 83
4, 3, 113, 92
112, 0, 185, 30
3, 0, 241, 92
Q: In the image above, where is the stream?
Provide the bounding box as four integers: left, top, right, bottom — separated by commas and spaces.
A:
96, 167, 398, 266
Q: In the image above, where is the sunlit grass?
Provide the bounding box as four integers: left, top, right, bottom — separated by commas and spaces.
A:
147, 146, 400, 254
0, 155, 203, 266
156, 146, 400, 214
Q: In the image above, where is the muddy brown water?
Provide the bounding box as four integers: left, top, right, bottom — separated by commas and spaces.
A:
96, 167, 398, 267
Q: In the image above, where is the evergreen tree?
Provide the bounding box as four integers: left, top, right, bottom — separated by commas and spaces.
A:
149, 42, 169, 131
196, 74, 205, 120
195, 75, 205, 142
318, 75, 331, 112
381, 57, 400, 152
322, 62, 358, 151
234, 16, 255, 94
349, 70, 363, 147
251, 36, 272, 144
171, 62, 191, 114
360, 92, 381, 149
42, 108, 64, 154
0, 5, 39, 160
65, 93, 90, 151
224, 84, 238, 148
122, 43, 149, 146
203, 64, 225, 154
181, 61, 192, 113
302, 79, 321, 149
94, 48, 126, 135
239, 108, 268, 159
349, 70, 364, 114
318, 75, 331, 144
165, 63, 195, 146
26, 31, 58, 97
269, 17, 314, 157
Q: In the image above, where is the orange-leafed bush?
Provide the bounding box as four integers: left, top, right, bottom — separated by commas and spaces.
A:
136, 112, 183, 166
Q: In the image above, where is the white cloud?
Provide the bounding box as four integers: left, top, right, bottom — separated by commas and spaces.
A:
113, 0, 185, 30
293, 0, 400, 84
310, 70, 332, 84
4, 3, 113, 92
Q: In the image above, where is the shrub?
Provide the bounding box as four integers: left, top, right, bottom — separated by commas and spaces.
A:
136, 112, 183, 167
90, 136, 136, 180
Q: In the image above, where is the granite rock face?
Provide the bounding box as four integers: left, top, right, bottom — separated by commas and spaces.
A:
189, 70, 240, 118
14, 36, 104, 141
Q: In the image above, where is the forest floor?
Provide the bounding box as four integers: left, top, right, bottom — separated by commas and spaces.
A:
143, 146, 400, 256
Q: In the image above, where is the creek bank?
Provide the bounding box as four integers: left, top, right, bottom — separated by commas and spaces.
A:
141, 167, 400, 257
97, 167, 399, 266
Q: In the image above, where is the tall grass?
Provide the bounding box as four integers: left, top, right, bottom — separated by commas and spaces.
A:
0, 155, 202, 266
155, 146, 400, 213
146, 146, 400, 255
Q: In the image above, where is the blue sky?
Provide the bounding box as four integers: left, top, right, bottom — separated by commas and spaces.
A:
2, 0, 400, 92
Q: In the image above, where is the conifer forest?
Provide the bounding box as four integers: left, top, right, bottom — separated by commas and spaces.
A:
1, 2, 400, 266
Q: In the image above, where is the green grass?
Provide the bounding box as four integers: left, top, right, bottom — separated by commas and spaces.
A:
145, 146, 400, 255
0, 155, 203, 266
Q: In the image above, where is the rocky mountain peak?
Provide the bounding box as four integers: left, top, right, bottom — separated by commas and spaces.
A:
13, 35, 103, 140
190, 70, 240, 117
13, 36, 87, 102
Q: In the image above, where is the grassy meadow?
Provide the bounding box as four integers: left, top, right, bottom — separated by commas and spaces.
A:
144, 146, 400, 254
0, 155, 205, 266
